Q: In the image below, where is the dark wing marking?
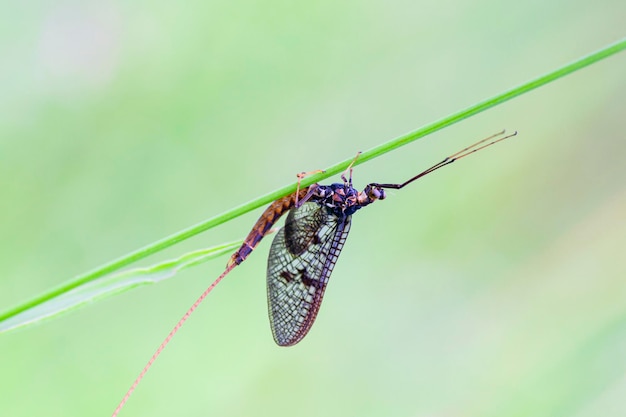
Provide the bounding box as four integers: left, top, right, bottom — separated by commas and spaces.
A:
266, 202, 351, 346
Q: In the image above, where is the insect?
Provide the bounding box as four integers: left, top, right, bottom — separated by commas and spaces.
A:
228, 129, 517, 346
111, 130, 516, 416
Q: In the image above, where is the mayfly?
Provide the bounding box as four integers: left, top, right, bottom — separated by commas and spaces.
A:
112, 130, 517, 416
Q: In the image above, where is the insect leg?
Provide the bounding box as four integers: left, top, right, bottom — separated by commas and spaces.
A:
341, 151, 362, 186
295, 170, 324, 207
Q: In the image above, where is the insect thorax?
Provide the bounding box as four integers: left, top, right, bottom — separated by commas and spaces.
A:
309, 183, 386, 218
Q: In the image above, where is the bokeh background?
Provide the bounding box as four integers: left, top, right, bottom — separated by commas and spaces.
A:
1, 1, 625, 416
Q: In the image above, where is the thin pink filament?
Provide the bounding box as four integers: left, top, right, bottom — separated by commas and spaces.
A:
111, 264, 235, 417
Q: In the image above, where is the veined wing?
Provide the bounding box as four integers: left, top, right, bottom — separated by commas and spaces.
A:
267, 202, 351, 346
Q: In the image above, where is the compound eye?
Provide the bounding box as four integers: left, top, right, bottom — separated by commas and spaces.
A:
368, 186, 385, 200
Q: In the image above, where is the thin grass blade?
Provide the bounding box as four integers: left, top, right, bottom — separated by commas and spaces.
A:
0, 240, 242, 334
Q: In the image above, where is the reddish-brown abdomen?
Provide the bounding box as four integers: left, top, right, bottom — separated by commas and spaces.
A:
227, 187, 309, 267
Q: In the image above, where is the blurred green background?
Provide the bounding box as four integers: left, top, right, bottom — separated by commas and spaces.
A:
1, 0, 625, 416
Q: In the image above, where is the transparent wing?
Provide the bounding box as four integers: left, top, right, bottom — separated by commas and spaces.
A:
267, 202, 351, 346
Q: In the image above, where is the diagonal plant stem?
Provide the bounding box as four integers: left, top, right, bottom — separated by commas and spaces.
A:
1, 37, 625, 323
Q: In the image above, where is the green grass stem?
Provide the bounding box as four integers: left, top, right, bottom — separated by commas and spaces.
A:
1, 37, 624, 325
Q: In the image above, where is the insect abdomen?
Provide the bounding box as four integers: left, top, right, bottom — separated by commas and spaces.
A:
227, 187, 310, 267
